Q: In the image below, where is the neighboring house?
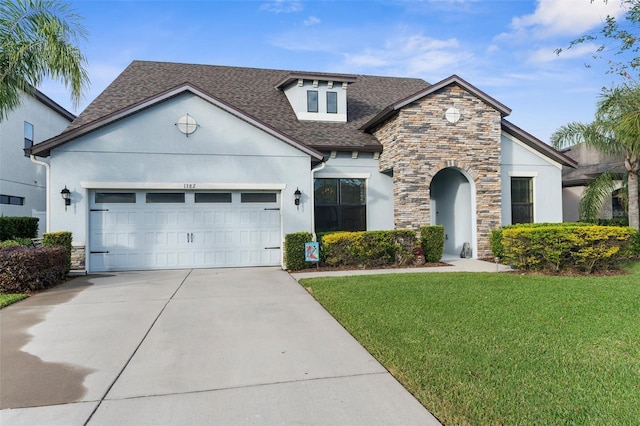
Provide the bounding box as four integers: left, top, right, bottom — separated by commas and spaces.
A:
0, 88, 75, 236
30, 61, 576, 272
561, 143, 627, 222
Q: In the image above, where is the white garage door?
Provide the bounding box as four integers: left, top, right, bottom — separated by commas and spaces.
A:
89, 190, 282, 272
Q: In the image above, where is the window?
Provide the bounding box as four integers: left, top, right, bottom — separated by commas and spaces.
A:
146, 192, 185, 203
314, 178, 366, 232
95, 192, 136, 203
307, 90, 318, 113
327, 92, 337, 114
612, 188, 627, 218
24, 122, 33, 157
241, 192, 277, 203
195, 193, 232, 203
0, 194, 25, 205
511, 177, 533, 224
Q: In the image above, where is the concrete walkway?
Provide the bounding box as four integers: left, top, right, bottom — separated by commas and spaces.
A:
291, 258, 512, 280
0, 268, 441, 425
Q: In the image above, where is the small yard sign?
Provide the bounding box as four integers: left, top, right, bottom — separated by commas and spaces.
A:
304, 242, 320, 262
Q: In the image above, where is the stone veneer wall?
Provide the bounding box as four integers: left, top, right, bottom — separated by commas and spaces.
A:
374, 84, 502, 257
71, 244, 85, 271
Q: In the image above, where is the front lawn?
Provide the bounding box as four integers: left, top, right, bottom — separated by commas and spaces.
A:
300, 262, 640, 425
0, 293, 28, 309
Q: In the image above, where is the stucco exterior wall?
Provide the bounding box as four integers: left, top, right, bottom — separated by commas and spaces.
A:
316, 152, 394, 231
500, 133, 564, 224
374, 84, 503, 257
48, 93, 313, 248
0, 92, 72, 222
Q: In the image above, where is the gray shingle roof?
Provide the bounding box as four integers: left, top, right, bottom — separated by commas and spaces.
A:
61, 60, 431, 152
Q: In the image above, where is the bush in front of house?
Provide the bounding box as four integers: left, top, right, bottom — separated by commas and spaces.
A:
0, 245, 67, 293
321, 230, 416, 268
0, 216, 39, 240
43, 231, 72, 273
284, 232, 314, 271
501, 224, 635, 274
419, 225, 445, 263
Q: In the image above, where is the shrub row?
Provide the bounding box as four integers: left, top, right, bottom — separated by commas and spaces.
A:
0, 216, 39, 240
498, 224, 636, 274
285, 226, 444, 271
0, 246, 68, 293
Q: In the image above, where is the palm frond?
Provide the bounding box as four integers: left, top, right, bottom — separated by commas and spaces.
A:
579, 170, 620, 222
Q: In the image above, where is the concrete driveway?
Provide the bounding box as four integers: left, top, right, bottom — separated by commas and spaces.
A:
0, 268, 441, 425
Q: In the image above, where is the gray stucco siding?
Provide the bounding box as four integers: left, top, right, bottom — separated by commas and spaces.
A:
500, 133, 563, 224
48, 93, 314, 250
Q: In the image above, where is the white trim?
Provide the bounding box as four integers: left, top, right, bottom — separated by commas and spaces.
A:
313, 173, 371, 179
502, 132, 562, 170
508, 171, 538, 177
81, 182, 286, 190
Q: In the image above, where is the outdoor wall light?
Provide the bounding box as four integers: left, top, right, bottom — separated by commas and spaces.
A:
61, 186, 71, 210
294, 188, 302, 208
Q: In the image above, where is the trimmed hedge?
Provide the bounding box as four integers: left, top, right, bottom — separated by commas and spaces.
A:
284, 232, 313, 271
0, 216, 39, 240
419, 225, 445, 263
501, 224, 635, 274
43, 232, 72, 273
0, 246, 67, 293
321, 230, 416, 268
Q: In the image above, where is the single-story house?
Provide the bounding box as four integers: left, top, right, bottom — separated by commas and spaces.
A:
30, 60, 577, 272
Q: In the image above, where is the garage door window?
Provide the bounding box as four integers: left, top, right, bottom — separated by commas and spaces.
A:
241, 193, 277, 203
195, 192, 232, 203
95, 192, 136, 203
146, 192, 185, 203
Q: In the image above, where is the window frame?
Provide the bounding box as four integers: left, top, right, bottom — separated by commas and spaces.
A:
510, 176, 534, 224
307, 90, 319, 113
314, 178, 367, 232
326, 91, 338, 114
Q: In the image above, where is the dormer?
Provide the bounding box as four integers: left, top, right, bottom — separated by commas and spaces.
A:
276, 72, 357, 123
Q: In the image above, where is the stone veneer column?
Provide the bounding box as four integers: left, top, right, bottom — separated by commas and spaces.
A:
374, 85, 502, 257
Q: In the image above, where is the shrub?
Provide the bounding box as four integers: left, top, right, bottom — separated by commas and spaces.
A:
0, 240, 21, 249
502, 224, 635, 274
490, 229, 503, 259
284, 232, 313, 271
43, 232, 72, 273
419, 225, 445, 263
631, 230, 640, 259
321, 230, 416, 268
0, 246, 67, 293
0, 216, 39, 240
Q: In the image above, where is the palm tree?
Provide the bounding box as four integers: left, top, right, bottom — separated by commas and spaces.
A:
0, 0, 89, 120
551, 85, 640, 230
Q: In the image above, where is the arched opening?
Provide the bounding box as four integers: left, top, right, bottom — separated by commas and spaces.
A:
430, 167, 476, 259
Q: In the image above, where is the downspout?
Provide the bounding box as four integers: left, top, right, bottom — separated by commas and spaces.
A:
310, 160, 326, 242
30, 155, 50, 233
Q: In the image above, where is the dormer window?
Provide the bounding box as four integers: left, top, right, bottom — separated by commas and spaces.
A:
327, 92, 337, 114
276, 72, 356, 123
307, 91, 318, 113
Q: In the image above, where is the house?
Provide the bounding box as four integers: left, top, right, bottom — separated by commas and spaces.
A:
29, 61, 576, 272
561, 143, 627, 222
0, 88, 75, 236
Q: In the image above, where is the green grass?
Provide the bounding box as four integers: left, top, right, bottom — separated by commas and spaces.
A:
301, 262, 640, 425
0, 293, 28, 308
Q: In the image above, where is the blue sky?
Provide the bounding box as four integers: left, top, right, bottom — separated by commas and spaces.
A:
41, 0, 630, 143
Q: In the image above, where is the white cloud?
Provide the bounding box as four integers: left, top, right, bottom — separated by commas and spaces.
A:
510, 0, 625, 38
304, 16, 320, 26
260, 0, 303, 13
528, 42, 600, 63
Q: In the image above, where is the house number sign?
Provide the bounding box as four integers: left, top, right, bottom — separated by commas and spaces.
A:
184, 184, 196, 189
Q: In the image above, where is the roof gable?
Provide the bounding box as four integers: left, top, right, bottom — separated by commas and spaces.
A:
360, 75, 511, 132
501, 119, 577, 168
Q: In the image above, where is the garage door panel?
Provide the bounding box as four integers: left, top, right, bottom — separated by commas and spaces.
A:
90, 190, 282, 272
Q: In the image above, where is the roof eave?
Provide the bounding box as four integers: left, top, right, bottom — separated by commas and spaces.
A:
502, 119, 578, 168
275, 72, 358, 90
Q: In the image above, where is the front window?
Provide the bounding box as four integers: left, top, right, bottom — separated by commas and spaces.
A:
612, 189, 627, 218
24, 122, 33, 157
307, 90, 318, 113
314, 178, 366, 232
511, 177, 533, 224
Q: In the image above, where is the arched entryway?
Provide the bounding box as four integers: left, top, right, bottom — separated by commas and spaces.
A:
430, 167, 476, 259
